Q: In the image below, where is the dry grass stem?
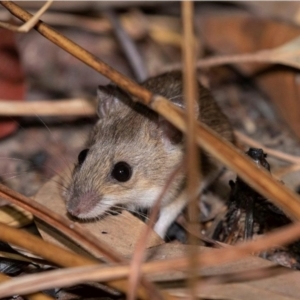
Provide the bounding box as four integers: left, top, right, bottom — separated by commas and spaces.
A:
182, 1, 201, 298
32, 11, 112, 33
273, 164, 300, 179
0, 99, 95, 116
235, 130, 300, 164
199, 265, 290, 286
180, 220, 228, 248
157, 265, 289, 290
161, 35, 300, 73
128, 164, 183, 300
0, 273, 54, 300
161, 52, 269, 73
0, 0, 53, 32
0, 250, 51, 265
2, 221, 300, 297
163, 267, 292, 298
0, 262, 289, 298
0, 10, 111, 33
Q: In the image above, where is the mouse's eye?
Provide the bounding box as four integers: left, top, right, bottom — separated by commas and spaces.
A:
111, 161, 132, 182
78, 149, 89, 165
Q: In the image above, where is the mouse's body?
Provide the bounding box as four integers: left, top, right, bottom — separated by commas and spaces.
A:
63, 71, 234, 238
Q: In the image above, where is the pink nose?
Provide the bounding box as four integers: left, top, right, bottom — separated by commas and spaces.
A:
67, 205, 81, 217
67, 191, 100, 217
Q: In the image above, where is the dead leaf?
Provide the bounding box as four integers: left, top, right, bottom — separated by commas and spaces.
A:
0, 204, 32, 227
34, 170, 164, 259
197, 15, 300, 138
146, 244, 300, 300
241, 2, 300, 26
270, 36, 300, 69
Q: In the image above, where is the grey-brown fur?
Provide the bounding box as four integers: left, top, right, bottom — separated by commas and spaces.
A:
63, 71, 234, 237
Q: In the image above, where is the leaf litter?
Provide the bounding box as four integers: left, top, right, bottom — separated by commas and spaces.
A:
0, 1, 300, 300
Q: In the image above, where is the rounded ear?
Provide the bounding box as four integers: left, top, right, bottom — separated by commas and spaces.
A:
157, 100, 198, 148
158, 116, 183, 146
97, 85, 126, 118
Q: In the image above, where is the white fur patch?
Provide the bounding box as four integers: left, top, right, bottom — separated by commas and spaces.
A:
135, 187, 163, 209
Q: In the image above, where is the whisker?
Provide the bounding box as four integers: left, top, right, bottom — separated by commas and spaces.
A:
98, 203, 150, 222
49, 178, 68, 192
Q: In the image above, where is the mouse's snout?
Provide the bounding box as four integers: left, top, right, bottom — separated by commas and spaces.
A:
67, 205, 81, 217
67, 190, 100, 218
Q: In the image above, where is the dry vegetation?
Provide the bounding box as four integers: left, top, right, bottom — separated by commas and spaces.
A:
0, 1, 300, 299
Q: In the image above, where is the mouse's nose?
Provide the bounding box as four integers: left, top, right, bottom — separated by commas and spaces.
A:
67, 198, 83, 217
67, 205, 81, 217
67, 190, 100, 218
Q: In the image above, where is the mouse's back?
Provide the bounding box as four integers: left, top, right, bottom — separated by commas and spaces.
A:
142, 71, 234, 143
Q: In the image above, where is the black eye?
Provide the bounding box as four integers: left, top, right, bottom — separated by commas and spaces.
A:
78, 149, 89, 165
111, 161, 132, 182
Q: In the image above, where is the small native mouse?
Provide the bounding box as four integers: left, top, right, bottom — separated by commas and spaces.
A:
63, 71, 234, 238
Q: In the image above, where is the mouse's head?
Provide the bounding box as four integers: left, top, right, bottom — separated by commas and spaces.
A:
63, 85, 184, 220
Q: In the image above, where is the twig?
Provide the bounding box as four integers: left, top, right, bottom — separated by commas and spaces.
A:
0, 250, 52, 266
157, 265, 289, 290
1, 221, 300, 297
0, 273, 54, 300
182, 1, 200, 298
0, 0, 53, 32
273, 164, 300, 178
161, 34, 300, 73
0, 99, 95, 116
200, 265, 289, 288
0, 263, 289, 298
160, 51, 269, 74
0, 9, 148, 40
174, 266, 292, 298
235, 130, 300, 164
127, 163, 183, 300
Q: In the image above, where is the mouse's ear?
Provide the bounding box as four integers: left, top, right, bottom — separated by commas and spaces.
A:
157, 99, 200, 147
97, 85, 125, 118
158, 117, 183, 146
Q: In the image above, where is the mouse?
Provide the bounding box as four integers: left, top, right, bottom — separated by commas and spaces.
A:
63, 71, 234, 238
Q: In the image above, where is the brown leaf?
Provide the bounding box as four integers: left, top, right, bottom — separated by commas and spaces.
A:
147, 244, 300, 300
270, 36, 300, 69
34, 170, 164, 259
0, 203, 32, 227
241, 2, 300, 25
197, 15, 300, 138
